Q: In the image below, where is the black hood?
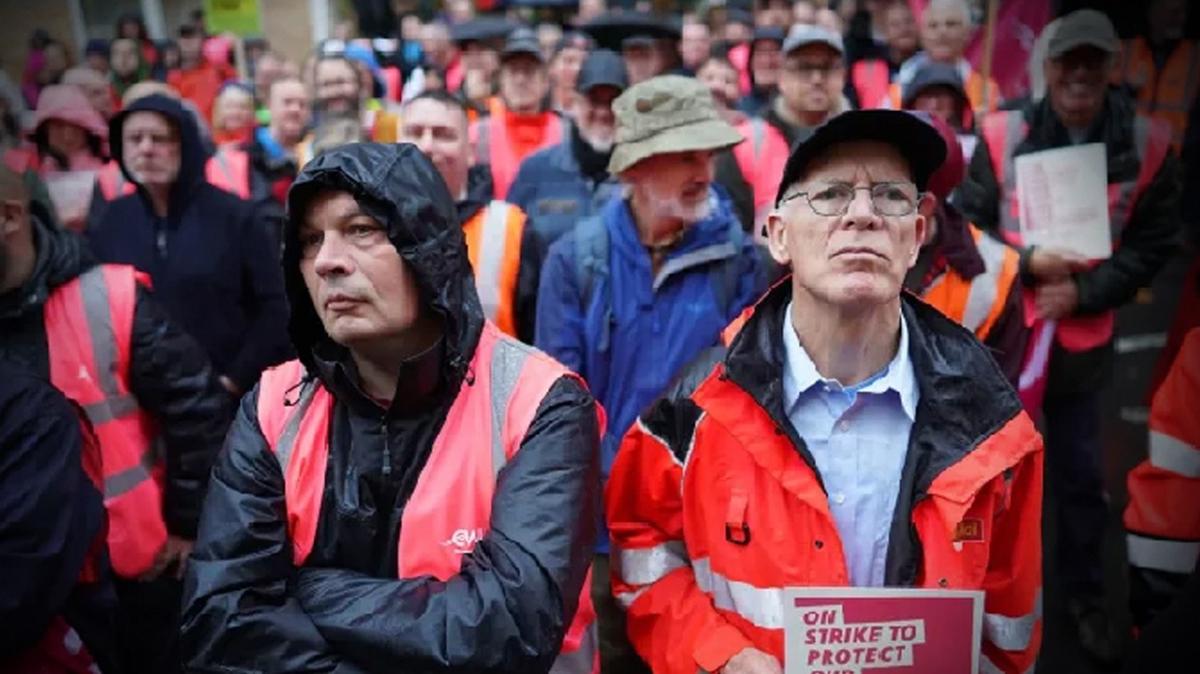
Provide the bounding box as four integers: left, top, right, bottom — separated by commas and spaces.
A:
284, 142, 483, 393
0, 216, 96, 320
108, 94, 212, 214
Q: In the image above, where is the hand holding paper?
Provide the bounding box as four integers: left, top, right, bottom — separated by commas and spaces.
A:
1027, 248, 1091, 281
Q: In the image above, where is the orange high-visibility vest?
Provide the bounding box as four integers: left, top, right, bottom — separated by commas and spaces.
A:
44, 264, 167, 579
851, 59, 892, 109
472, 99, 567, 200
979, 108, 1172, 352
731, 118, 790, 228
1114, 37, 1200, 150
205, 147, 251, 200
1124, 327, 1200, 576
462, 200, 526, 337
922, 224, 1020, 341
255, 322, 599, 673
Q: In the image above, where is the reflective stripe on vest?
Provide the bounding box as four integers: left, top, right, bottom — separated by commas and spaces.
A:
923, 226, 1015, 340
205, 148, 251, 199
962, 232, 1008, 334
1126, 533, 1200, 574
45, 265, 166, 578
257, 323, 598, 672
475, 200, 512, 327
1148, 430, 1200, 478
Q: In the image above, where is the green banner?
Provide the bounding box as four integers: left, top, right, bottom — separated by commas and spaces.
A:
204, 0, 263, 37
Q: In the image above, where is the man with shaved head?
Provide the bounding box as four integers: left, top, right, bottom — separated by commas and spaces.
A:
0, 162, 229, 674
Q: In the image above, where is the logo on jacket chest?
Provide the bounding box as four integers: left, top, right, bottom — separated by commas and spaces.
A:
441, 527, 488, 555
952, 518, 985, 552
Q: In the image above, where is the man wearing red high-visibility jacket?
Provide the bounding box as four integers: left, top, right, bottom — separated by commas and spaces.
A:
1125, 328, 1200, 629
607, 110, 1043, 674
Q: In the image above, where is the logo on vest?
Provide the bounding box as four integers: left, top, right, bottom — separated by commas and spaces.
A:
78, 364, 92, 381
441, 528, 487, 555
952, 518, 985, 552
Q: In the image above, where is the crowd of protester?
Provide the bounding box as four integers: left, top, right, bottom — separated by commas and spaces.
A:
1, 0, 1198, 672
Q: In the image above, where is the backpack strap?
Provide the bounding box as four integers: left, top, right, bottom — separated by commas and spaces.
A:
573, 215, 613, 353
709, 219, 748, 318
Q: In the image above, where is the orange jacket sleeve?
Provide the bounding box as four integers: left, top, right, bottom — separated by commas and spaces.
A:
605, 400, 754, 674
980, 440, 1045, 674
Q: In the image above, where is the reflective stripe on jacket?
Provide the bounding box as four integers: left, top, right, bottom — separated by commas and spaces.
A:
979, 108, 1172, 352
463, 200, 525, 337
45, 264, 166, 579
1124, 328, 1200, 577
922, 224, 1020, 341
607, 286, 1044, 674
255, 322, 599, 672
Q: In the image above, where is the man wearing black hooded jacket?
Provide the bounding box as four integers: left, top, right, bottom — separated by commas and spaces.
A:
88, 93, 291, 399
181, 143, 599, 673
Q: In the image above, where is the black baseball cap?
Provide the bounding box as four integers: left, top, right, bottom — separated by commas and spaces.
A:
501, 27, 545, 64
576, 49, 627, 93
901, 61, 967, 108
774, 109, 948, 207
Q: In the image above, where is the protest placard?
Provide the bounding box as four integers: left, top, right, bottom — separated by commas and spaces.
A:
1014, 143, 1111, 260
785, 587, 984, 674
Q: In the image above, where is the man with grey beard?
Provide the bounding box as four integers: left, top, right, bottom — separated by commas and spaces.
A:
535, 74, 766, 674
508, 49, 627, 250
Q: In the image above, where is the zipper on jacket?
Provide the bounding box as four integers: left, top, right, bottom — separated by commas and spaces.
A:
380, 418, 391, 477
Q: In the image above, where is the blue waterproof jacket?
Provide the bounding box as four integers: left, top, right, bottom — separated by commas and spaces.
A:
535, 190, 765, 551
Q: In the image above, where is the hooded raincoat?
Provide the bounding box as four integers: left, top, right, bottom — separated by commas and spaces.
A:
87, 94, 291, 392
180, 143, 599, 673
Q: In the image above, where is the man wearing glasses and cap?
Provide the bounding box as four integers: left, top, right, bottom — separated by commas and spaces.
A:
472, 27, 568, 199
608, 110, 1043, 674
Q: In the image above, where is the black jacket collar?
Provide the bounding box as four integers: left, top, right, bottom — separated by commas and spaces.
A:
721, 279, 1023, 584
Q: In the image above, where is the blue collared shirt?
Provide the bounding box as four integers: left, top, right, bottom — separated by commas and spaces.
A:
781, 303, 919, 587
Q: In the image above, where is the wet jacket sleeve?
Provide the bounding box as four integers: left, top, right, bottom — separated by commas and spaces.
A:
1073, 152, 1182, 315
982, 280, 1028, 390
180, 390, 360, 674
128, 286, 232, 539
225, 203, 292, 391
979, 426, 1045, 674
291, 376, 599, 674
606, 396, 755, 674
0, 373, 103, 658
534, 238, 588, 378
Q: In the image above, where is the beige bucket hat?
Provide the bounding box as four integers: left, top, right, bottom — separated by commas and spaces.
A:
608, 74, 744, 174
